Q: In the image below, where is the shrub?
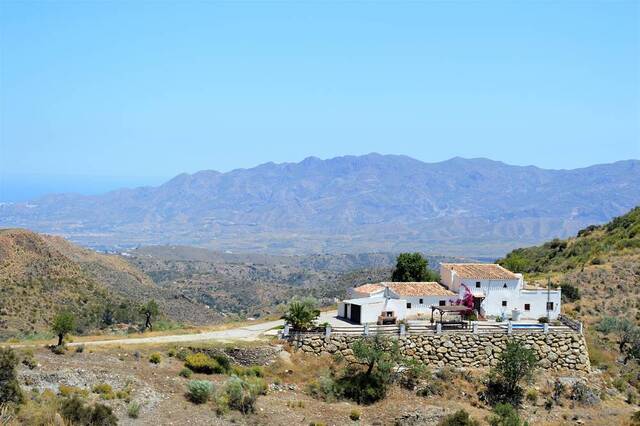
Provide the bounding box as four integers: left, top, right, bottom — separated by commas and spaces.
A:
51, 345, 67, 355
349, 409, 361, 421
176, 348, 191, 361
149, 352, 162, 364
179, 367, 193, 378
212, 353, 232, 373
185, 353, 221, 374
400, 359, 430, 390
417, 380, 444, 397
336, 371, 387, 405
306, 374, 340, 402
487, 403, 526, 426
59, 396, 117, 426
21, 352, 37, 370
187, 380, 213, 404
221, 376, 266, 414
569, 382, 600, 406
537, 317, 549, 324
167, 348, 177, 357
75, 344, 85, 353
0, 347, 23, 404
92, 383, 113, 395
59, 384, 89, 397
232, 365, 263, 377
127, 401, 141, 418
560, 283, 581, 302
438, 409, 480, 426
525, 389, 538, 404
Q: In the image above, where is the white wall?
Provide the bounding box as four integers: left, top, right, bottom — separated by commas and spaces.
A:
339, 298, 408, 324
403, 295, 452, 318
518, 289, 562, 319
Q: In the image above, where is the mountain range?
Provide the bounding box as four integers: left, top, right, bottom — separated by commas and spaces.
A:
1, 154, 639, 256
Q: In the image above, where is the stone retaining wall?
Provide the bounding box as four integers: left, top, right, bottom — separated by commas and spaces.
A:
290, 332, 590, 371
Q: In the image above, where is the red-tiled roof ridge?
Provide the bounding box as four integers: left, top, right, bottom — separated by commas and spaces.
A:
440, 263, 518, 280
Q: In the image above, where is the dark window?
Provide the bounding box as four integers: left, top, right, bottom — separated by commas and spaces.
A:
406, 303, 412, 309
546, 302, 554, 310
419, 298, 423, 304
502, 300, 507, 307
524, 304, 531, 311
439, 300, 446, 306
475, 281, 481, 288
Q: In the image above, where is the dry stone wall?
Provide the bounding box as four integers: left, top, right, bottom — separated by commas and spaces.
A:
290, 332, 590, 371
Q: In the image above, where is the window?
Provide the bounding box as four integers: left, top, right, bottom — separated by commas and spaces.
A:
524, 304, 531, 311
406, 303, 412, 309
503, 283, 508, 288
501, 300, 507, 307
384, 311, 394, 317
439, 300, 446, 306
419, 298, 423, 304
546, 302, 554, 311
475, 281, 481, 288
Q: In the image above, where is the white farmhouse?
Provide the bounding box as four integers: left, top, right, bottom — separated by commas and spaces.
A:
338, 282, 456, 324
439, 263, 561, 320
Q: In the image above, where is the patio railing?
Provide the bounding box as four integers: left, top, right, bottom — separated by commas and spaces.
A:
557, 314, 584, 334
282, 320, 577, 339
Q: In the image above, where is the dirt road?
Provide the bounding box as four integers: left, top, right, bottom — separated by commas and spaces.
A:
47, 310, 340, 347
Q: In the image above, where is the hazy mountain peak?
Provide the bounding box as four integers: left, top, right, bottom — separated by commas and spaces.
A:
1, 155, 638, 257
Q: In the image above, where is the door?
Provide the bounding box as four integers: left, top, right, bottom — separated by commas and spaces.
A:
350, 304, 361, 324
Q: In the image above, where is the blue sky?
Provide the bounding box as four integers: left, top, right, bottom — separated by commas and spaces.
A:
1, 1, 639, 200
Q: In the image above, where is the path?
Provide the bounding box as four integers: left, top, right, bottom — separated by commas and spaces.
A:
52, 310, 340, 347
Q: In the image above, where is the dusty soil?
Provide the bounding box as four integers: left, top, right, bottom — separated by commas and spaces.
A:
12, 343, 639, 426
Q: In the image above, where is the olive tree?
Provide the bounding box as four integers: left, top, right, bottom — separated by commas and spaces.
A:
485, 340, 537, 406
51, 311, 76, 346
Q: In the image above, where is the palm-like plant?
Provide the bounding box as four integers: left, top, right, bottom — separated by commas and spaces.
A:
282, 298, 320, 331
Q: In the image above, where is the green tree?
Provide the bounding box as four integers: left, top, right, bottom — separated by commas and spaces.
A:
0, 347, 23, 405
485, 340, 537, 406
52, 311, 76, 346
282, 297, 320, 331
337, 335, 400, 404
139, 300, 160, 331
392, 252, 439, 282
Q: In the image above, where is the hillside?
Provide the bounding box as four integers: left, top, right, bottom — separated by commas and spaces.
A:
499, 207, 640, 396
2, 155, 638, 256
0, 229, 220, 339
122, 246, 473, 319
498, 206, 640, 323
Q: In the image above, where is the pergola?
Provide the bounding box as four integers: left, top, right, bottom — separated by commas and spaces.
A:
430, 305, 472, 328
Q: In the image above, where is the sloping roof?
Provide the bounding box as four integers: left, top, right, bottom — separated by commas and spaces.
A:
352, 283, 385, 294
342, 297, 386, 305
382, 282, 456, 297
440, 263, 518, 280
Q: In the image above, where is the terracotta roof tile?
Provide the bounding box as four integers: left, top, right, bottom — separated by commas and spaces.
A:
382, 282, 456, 297
352, 283, 385, 294
440, 263, 518, 280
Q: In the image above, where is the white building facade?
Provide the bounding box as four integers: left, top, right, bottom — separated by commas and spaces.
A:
439, 263, 561, 320
339, 282, 456, 324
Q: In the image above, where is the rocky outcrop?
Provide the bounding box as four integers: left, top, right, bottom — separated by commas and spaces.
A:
290, 332, 590, 371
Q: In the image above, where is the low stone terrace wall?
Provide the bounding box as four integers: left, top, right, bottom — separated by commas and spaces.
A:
289, 332, 590, 372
